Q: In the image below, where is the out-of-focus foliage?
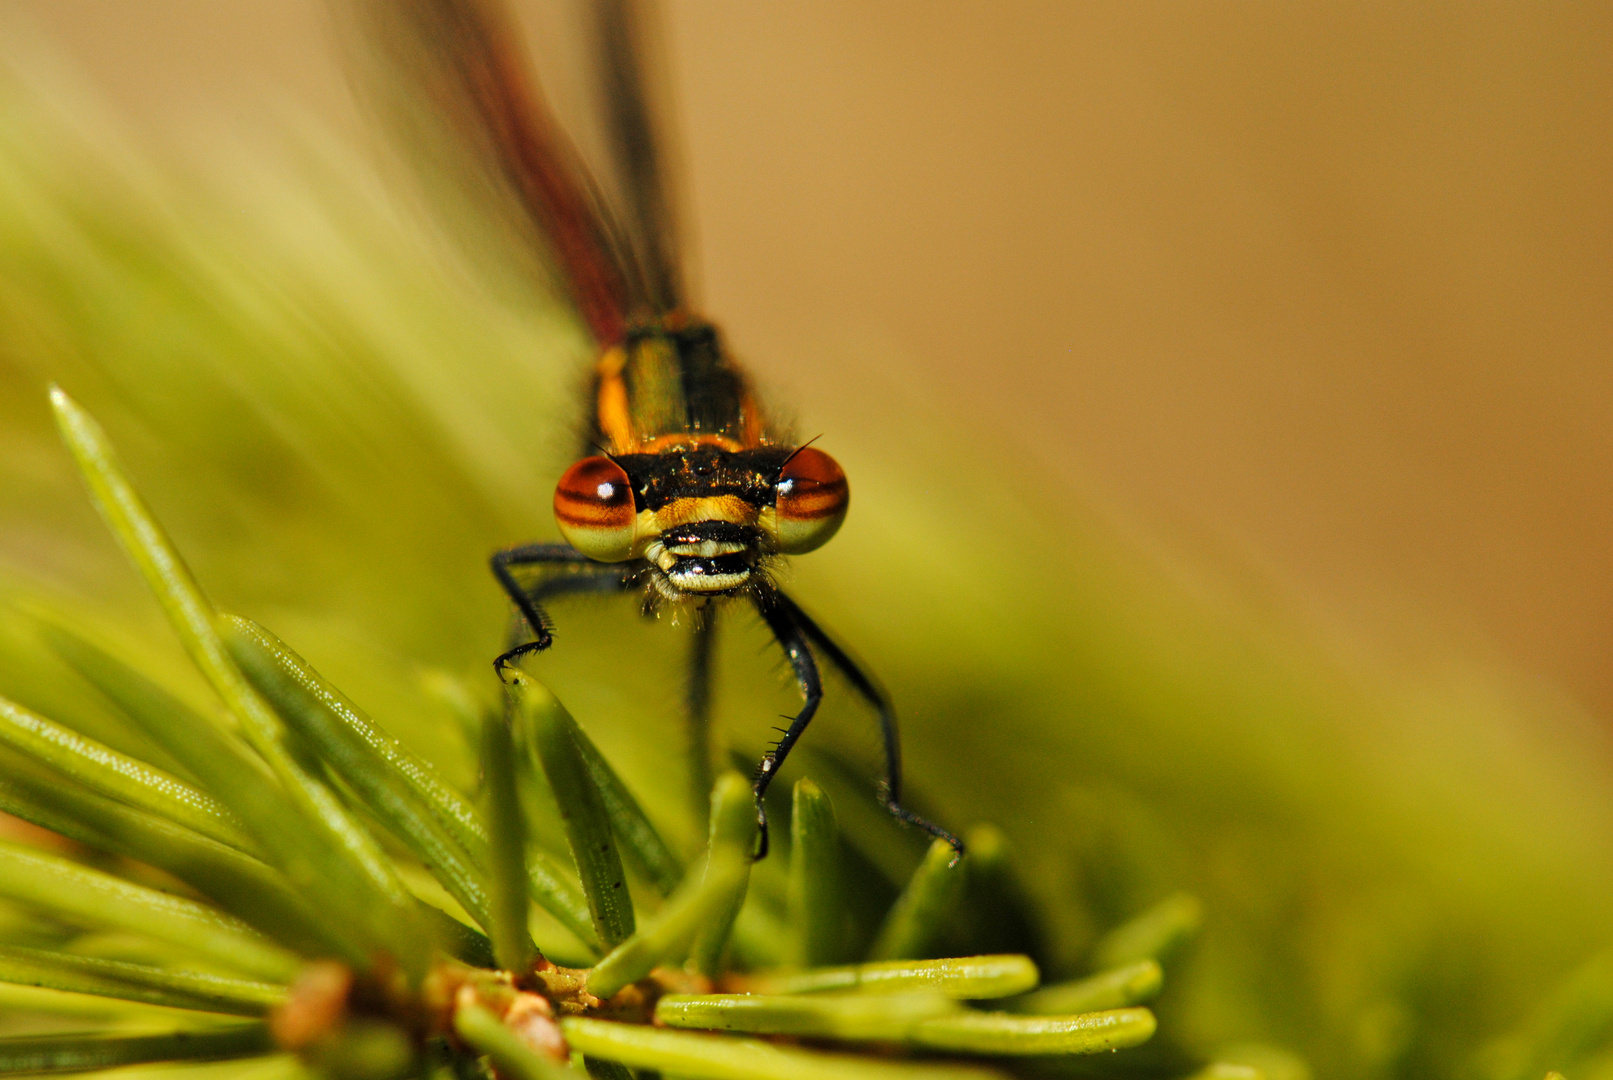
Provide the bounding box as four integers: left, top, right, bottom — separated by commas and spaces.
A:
7, 380, 1132, 1075
0, 37, 1611, 1080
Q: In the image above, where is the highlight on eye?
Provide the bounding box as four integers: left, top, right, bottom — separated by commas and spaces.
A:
769, 446, 849, 554
553, 455, 637, 561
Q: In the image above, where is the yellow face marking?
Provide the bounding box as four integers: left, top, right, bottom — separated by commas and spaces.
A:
629, 499, 760, 560
652, 496, 760, 532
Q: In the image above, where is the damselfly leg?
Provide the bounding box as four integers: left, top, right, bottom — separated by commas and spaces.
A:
686, 604, 719, 830
492, 556, 963, 861
755, 591, 964, 861
491, 544, 632, 673
748, 591, 822, 860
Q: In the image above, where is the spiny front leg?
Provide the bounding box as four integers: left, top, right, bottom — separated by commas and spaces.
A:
772, 590, 963, 860
489, 544, 624, 677
748, 592, 824, 860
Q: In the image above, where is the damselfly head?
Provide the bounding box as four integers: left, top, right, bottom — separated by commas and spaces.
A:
553, 442, 848, 597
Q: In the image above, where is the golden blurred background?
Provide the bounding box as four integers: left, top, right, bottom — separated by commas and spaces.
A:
17, 0, 1612, 722
0, 2, 1610, 1073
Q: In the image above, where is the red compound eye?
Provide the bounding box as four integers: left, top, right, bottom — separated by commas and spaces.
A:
772, 447, 848, 554
554, 456, 636, 562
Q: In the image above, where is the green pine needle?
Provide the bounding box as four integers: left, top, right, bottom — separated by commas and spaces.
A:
743, 955, 1041, 999
0, 945, 286, 1016
868, 838, 969, 962
1091, 892, 1204, 970
560, 1017, 1005, 1080
50, 389, 423, 972
0, 841, 298, 982
0, 694, 247, 851
789, 777, 845, 967
0, 1027, 277, 1074
510, 673, 635, 948
688, 771, 758, 977
656, 991, 960, 1040
481, 701, 540, 973
225, 614, 496, 940
586, 849, 747, 1000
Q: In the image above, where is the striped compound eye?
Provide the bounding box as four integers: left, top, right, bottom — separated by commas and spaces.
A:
772, 447, 848, 554
554, 456, 636, 562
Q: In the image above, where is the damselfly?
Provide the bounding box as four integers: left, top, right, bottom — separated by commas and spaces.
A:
373, 0, 959, 859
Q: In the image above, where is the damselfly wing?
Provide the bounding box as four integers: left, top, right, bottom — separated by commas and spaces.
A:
362, 0, 959, 859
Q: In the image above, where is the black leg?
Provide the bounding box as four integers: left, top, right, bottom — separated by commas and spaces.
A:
501, 564, 637, 651
772, 591, 964, 859
685, 603, 719, 830
748, 591, 825, 859
490, 544, 628, 675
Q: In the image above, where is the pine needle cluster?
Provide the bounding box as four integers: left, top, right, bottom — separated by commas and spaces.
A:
0, 390, 1187, 1078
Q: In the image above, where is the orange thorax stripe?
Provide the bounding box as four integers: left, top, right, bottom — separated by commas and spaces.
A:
594, 337, 767, 454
